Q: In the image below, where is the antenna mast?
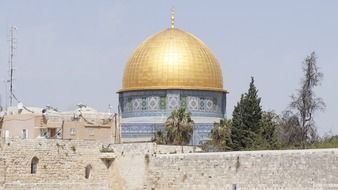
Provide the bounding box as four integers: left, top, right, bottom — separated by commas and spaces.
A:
8, 26, 16, 107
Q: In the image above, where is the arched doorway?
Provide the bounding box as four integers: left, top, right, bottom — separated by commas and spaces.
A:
85, 164, 92, 179
31, 157, 39, 174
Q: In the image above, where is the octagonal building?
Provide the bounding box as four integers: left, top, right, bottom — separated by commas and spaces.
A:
118, 22, 227, 144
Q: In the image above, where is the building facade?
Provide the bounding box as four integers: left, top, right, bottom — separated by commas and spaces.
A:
0, 105, 119, 144
119, 25, 227, 144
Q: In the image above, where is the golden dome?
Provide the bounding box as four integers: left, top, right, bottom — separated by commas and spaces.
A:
120, 28, 224, 92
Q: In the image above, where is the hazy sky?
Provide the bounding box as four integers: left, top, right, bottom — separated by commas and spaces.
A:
0, 1, 337, 135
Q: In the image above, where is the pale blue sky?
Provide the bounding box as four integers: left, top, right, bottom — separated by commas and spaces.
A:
0, 1, 337, 135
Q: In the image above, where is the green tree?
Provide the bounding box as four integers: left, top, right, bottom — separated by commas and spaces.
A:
210, 119, 232, 151
231, 77, 262, 150
255, 111, 280, 149
165, 107, 194, 145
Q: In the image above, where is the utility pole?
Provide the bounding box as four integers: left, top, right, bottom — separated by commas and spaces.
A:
8, 26, 17, 107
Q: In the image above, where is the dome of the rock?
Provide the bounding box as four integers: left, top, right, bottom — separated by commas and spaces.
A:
121, 28, 224, 92
118, 24, 227, 144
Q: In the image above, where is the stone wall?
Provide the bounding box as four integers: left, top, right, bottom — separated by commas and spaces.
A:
0, 138, 111, 190
0, 138, 195, 190
0, 156, 5, 187
146, 149, 338, 190
1, 139, 338, 190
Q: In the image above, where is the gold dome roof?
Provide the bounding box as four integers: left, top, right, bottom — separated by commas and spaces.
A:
120, 28, 224, 92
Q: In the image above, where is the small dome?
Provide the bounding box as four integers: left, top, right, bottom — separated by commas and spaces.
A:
120, 28, 224, 92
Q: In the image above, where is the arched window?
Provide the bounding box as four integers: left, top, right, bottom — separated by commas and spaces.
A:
85, 164, 92, 179
31, 157, 39, 174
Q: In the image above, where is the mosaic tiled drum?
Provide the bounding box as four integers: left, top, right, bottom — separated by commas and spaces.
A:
118, 27, 227, 144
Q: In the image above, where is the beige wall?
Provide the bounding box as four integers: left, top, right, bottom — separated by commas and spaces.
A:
0, 113, 119, 144
146, 149, 338, 190
0, 139, 196, 190
2, 138, 338, 190
1, 114, 39, 139
62, 120, 114, 144
0, 138, 112, 190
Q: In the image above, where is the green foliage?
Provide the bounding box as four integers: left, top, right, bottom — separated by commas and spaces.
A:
100, 145, 114, 153
152, 130, 167, 145
254, 111, 280, 150
206, 52, 329, 151
231, 77, 262, 150
312, 135, 338, 149
164, 107, 194, 145
210, 119, 232, 151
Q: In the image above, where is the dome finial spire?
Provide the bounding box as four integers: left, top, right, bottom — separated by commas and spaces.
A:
170, 7, 175, 29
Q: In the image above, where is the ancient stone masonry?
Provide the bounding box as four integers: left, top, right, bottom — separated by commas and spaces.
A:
0, 138, 111, 190
145, 149, 338, 190
1, 138, 338, 190
0, 138, 195, 190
